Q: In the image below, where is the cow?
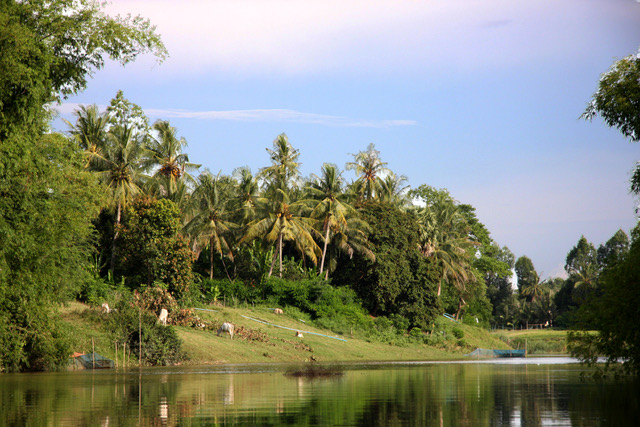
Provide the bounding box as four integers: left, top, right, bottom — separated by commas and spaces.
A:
217, 322, 235, 339
274, 308, 283, 314
295, 330, 304, 338
158, 308, 168, 326
101, 303, 111, 314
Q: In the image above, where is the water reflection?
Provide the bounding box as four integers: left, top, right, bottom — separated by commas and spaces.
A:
1, 360, 638, 426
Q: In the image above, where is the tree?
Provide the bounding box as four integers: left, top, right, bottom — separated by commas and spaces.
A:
0, 1, 166, 141
241, 189, 320, 278
515, 256, 539, 298
305, 164, 367, 278
145, 119, 200, 199
582, 51, 640, 205
96, 125, 148, 274
597, 229, 630, 268
259, 133, 301, 194
64, 104, 110, 167
0, 0, 165, 372
565, 236, 598, 276
332, 202, 439, 328
0, 133, 104, 371
346, 143, 390, 203
118, 198, 194, 295
568, 225, 640, 376
184, 172, 237, 280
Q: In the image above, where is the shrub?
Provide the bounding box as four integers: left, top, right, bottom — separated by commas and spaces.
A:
108, 294, 187, 366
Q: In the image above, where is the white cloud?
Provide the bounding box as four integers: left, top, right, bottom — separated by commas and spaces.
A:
56, 103, 416, 128
104, 0, 639, 77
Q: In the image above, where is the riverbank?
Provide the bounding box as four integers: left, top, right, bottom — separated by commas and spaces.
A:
59, 302, 564, 366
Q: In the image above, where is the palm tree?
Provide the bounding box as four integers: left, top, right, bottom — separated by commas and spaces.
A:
91, 125, 148, 273
144, 119, 200, 199
232, 166, 260, 225
522, 274, 546, 303
65, 104, 110, 168
240, 189, 320, 278
346, 143, 389, 203
305, 163, 367, 277
378, 172, 410, 207
259, 133, 301, 194
415, 193, 476, 303
184, 172, 237, 280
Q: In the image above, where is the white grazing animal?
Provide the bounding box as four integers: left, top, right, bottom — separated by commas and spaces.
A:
274, 308, 283, 314
101, 303, 111, 314
295, 331, 304, 338
158, 308, 168, 326
217, 322, 235, 339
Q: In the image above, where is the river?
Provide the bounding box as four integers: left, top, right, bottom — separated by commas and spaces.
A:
1, 357, 638, 425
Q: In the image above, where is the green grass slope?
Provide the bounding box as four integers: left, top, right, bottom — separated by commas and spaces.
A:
59, 302, 522, 366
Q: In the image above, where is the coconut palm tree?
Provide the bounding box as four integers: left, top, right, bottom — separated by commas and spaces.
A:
240, 189, 320, 278
259, 133, 301, 194
232, 166, 260, 225
144, 119, 200, 199
378, 172, 411, 207
305, 163, 369, 277
65, 104, 110, 168
346, 143, 389, 203
184, 171, 237, 280
91, 125, 148, 273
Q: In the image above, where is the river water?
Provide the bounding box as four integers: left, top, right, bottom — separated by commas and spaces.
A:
1, 358, 638, 426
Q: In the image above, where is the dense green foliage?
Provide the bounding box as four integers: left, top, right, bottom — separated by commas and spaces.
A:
568, 226, 640, 376
0, 0, 165, 371
119, 198, 194, 294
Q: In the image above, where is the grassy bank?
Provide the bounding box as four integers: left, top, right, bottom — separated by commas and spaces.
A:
59, 302, 513, 365
493, 329, 569, 354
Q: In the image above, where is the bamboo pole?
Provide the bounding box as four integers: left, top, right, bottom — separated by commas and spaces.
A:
115, 341, 118, 369
92, 338, 95, 369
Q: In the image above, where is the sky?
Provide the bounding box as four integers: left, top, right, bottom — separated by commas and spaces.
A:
54, 0, 640, 278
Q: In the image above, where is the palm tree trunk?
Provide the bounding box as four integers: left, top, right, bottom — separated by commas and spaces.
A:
319, 219, 330, 275
110, 201, 122, 275
220, 254, 233, 283
278, 233, 283, 278
209, 237, 214, 280
268, 239, 279, 278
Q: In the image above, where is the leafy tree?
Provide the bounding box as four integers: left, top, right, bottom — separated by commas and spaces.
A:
118, 198, 194, 295
0, 133, 104, 371
568, 224, 640, 376
0, 0, 165, 372
515, 256, 538, 298
333, 202, 439, 328
565, 236, 598, 275
597, 229, 630, 268
582, 50, 640, 204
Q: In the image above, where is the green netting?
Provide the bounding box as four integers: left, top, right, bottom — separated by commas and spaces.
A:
69, 353, 114, 369
465, 348, 526, 358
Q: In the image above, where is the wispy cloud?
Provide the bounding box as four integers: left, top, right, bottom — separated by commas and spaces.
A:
56, 103, 416, 128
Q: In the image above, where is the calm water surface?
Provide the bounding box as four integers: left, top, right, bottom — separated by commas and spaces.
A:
1, 358, 638, 426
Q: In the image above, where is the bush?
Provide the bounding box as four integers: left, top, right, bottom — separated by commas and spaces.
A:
108, 294, 186, 366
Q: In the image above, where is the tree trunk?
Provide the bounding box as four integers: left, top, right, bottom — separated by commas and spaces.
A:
110, 201, 122, 275
209, 237, 214, 280
268, 238, 279, 278
319, 218, 330, 275
278, 233, 283, 278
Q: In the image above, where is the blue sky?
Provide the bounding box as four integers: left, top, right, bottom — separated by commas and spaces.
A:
54, 0, 640, 278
